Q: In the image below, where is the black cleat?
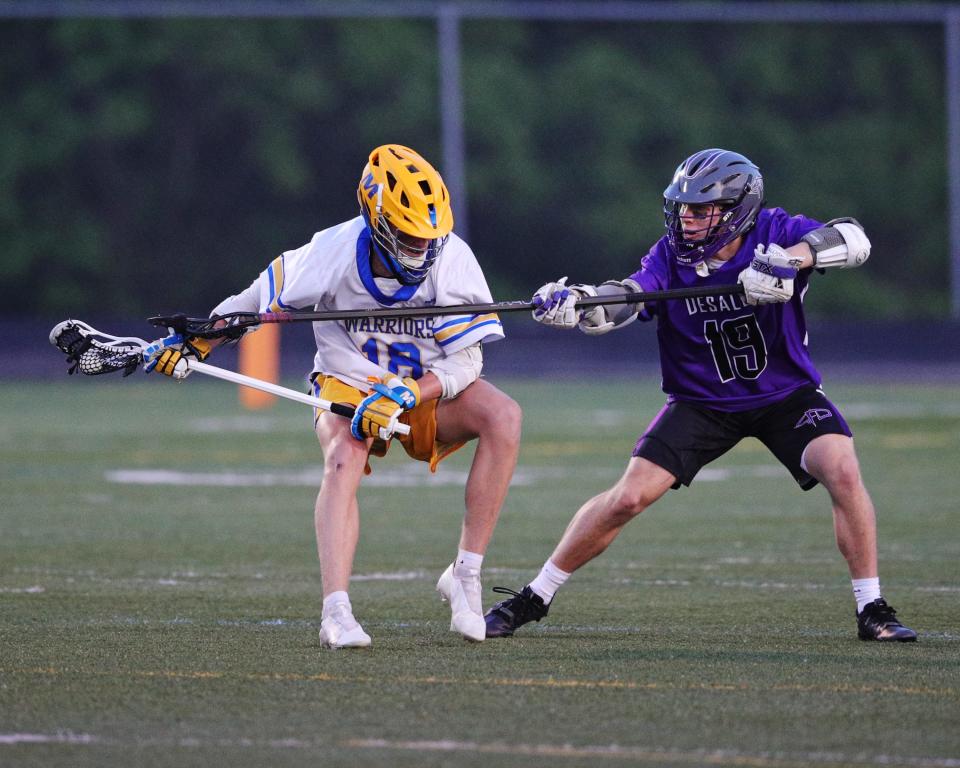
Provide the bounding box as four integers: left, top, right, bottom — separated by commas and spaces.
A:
857, 598, 917, 642
484, 586, 549, 638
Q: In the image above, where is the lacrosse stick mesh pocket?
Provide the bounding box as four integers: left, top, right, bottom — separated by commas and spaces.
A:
53, 323, 141, 376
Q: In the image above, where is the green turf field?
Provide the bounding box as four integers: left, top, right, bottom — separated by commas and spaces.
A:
1, 377, 958, 767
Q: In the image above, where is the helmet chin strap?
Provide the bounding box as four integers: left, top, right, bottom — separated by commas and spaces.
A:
369, 238, 410, 283
366, 220, 424, 286
362, 186, 402, 282
369, 185, 430, 286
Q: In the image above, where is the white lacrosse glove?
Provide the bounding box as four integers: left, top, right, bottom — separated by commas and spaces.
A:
531, 277, 609, 331
567, 283, 615, 335
531, 277, 578, 328
738, 244, 802, 306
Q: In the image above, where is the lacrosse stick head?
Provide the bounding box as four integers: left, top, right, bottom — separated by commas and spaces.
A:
49, 320, 146, 377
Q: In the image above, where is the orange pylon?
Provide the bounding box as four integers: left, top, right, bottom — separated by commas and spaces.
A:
238, 323, 280, 409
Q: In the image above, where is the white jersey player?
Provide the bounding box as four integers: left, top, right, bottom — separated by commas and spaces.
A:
152, 144, 521, 649
210, 216, 504, 394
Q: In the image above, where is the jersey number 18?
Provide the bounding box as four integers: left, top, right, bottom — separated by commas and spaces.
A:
361, 338, 424, 379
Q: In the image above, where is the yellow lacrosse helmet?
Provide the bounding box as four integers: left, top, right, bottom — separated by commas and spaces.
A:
357, 144, 454, 284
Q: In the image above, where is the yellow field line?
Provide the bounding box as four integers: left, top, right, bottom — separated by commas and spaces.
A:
3, 666, 955, 698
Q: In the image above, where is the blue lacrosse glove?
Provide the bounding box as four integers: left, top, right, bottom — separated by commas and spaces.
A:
350, 376, 421, 440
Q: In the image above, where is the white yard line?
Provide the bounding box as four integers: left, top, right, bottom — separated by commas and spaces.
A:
347, 739, 960, 767
0, 733, 98, 745
102, 464, 791, 488
350, 570, 426, 581
6, 565, 955, 597
344, 739, 960, 767
6, 667, 956, 699
103, 467, 518, 487
4, 732, 955, 768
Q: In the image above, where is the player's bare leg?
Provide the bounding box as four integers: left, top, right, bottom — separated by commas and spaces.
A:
313, 411, 373, 648
801, 434, 877, 579
434, 378, 522, 641
802, 433, 915, 641
550, 457, 676, 572
314, 412, 370, 593
485, 457, 675, 638
436, 378, 522, 554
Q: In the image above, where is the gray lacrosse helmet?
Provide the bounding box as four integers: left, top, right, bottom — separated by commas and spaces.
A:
662, 148, 765, 266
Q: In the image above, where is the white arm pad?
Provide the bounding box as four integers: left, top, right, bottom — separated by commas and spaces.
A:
801, 218, 871, 269
429, 344, 484, 399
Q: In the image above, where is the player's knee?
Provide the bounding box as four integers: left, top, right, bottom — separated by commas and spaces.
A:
607, 485, 652, 520
821, 453, 864, 498
499, 395, 523, 442
480, 393, 523, 444
320, 437, 369, 478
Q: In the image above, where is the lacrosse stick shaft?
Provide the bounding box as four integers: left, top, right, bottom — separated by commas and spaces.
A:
185, 361, 411, 436
256, 283, 745, 322
151, 283, 746, 338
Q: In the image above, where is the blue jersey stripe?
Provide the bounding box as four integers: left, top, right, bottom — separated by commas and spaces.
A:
436, 318, 502, 347
433, 315, 475, 332
267, 262, 277, 299
266, 256, 296, 312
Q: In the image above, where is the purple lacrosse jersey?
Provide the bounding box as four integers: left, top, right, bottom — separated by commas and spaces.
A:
629, 207, 823, 411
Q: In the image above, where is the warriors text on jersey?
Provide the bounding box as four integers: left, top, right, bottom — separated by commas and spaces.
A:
213, 217, 504, 390
630, 207, 822, 411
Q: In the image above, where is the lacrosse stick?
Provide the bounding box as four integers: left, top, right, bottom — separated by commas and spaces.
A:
148, 283, 746, 340
48, 320, 410, 438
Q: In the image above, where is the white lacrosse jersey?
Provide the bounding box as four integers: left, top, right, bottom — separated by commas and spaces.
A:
213, 217, 504, 390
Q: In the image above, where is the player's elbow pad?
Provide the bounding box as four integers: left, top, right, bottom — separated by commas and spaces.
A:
577, 279, 643, 335
801, 218, 871, 269
430, 345, 483, 399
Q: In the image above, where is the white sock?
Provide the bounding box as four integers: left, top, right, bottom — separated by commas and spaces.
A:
453, 549, 483, 578
852, 577, 882, 613
322, 590, 351, 618
529, 559, 571, 605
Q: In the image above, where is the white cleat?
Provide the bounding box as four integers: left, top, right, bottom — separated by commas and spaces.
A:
436, 563, 486, 642
319, 602, 372, 649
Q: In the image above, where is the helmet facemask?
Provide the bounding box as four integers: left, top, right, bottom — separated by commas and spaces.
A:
662, 149, 764, 267
365, 184, 447, 285
664, 194, 757, 266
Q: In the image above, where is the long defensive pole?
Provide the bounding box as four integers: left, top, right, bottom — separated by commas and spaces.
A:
150, 283, 746, 337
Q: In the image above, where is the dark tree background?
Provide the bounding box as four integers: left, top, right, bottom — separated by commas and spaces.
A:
0, 18, 948, 318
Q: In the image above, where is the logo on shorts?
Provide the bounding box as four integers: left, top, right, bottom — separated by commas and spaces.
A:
794, 408, 834, 429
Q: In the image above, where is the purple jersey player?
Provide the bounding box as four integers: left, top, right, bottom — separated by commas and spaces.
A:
485, 148, 916, 643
